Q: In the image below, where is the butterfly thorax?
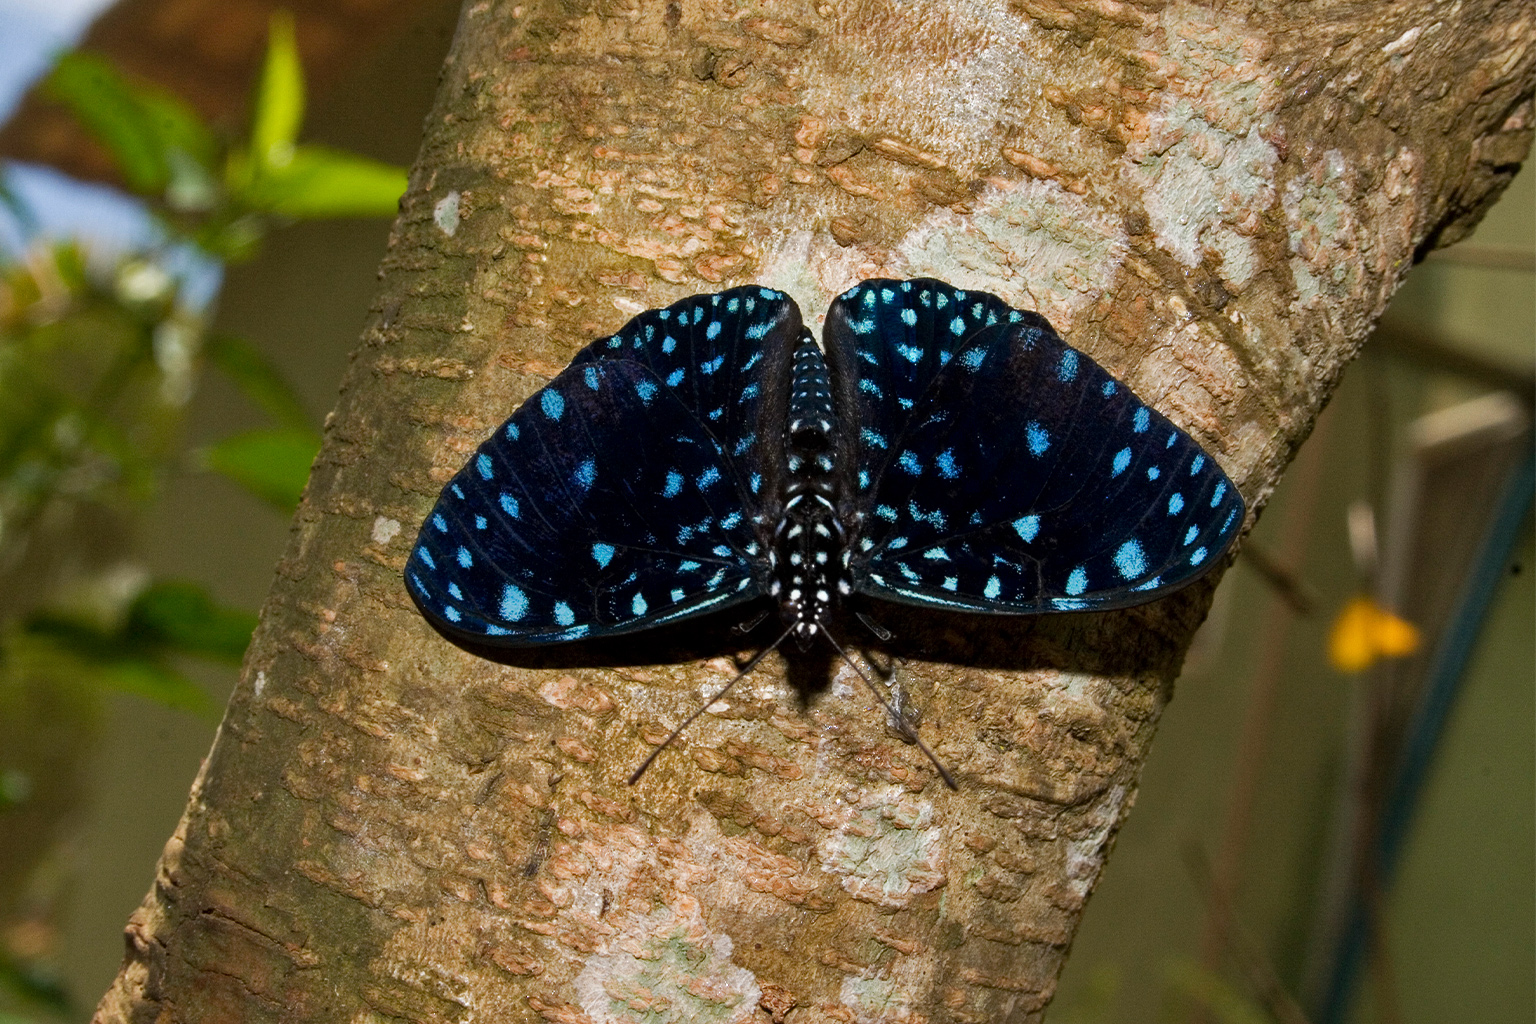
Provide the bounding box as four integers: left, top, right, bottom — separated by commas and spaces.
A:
770, 335, 849, 648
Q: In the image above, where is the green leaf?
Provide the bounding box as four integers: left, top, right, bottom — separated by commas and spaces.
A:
86, 658, 217, 716
203, 332, 312, 430
48, 238, 88, 291
250, 10, 305, 173
44, 52, 218, 197
0, 949, 76, 1017
17, 610, 220, 717
45, 53, 165, 191
195, 212, 267, 264
200, 426, 320, 509
21, 613, 128, 664
127, 81, 221, 171
233, 144, 407, 218
127, 581, 256, 664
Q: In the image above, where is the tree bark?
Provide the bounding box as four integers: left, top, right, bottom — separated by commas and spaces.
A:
93, 2, 1532, 1022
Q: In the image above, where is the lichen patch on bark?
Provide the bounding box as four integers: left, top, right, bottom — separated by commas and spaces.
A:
1126, 99, 1279, 288
573, 903, 761, 1024
816, 786, 948, 908
895, 179, 1128, 323
1283, 146, 1424, 336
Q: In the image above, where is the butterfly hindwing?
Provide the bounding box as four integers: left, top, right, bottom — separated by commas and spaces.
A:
407, 288, 805, 645
824, 278, 1244, 613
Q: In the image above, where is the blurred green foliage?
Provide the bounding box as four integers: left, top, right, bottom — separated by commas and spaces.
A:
0, 951, 73, 1023
0, 12, 407, 1019
199, 426, 321, 510
1046, 959, 1290, 1024
42, 11, 407, 261
1159, 962, 1274, 1024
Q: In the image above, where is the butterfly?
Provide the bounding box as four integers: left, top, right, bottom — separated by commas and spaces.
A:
407, 278, 1244, 782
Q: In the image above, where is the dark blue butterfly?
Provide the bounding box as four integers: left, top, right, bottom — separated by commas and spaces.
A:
407, 278, 1244, 652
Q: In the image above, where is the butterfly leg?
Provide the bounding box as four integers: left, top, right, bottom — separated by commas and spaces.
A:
731, 608, 772, 636
858, 651, 928, 743
628, 623, 798, 785
821, 631, 957, 790
855, 610, 894, 642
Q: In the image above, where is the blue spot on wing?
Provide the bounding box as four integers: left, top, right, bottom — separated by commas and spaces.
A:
1026, 422, 1050, 456
1114, 540, 1147, 579
500, 584, 528, 621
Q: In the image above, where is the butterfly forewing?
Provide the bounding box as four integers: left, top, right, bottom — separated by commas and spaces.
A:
571, 286, 801, 506
407, 288, 804, 644
825, 278, 1244, 613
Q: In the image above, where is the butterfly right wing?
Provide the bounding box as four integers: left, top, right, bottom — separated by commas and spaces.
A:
824, 278, 1244, 614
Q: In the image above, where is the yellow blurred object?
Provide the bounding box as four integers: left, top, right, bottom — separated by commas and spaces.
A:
1328, 595, 1424, 673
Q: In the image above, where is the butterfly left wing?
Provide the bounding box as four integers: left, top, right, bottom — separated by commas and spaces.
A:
824, 278, 1244, 614
570, 285, 803, 511
409, 358, 772, 643
408, 288, 807, 645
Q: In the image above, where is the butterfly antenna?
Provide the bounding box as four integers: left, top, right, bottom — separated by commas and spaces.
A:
822, 630, 958, 791
628, 623, 797, 785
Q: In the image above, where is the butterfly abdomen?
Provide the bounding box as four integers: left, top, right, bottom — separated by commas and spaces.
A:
771, 335, 848, 647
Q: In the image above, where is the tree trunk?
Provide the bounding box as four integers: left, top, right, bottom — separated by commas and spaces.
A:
93, 2, 1532, 1022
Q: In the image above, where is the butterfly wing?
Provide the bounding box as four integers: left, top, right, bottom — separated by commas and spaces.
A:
824, 278, 1244, 614
407, 287, 803, 644
570, 285, 801, 507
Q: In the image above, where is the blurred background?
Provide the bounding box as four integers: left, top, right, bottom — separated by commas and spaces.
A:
0, 2, 1528, 1022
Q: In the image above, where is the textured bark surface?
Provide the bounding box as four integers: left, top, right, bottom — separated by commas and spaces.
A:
93, 2, 1532, 1023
